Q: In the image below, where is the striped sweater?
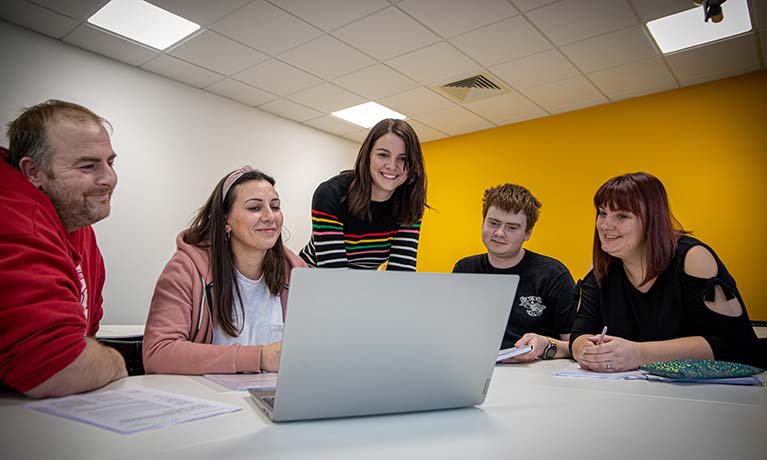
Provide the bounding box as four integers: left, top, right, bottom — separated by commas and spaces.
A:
299, 173, 421, 271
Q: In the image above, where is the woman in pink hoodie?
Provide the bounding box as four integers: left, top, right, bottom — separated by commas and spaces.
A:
143, 166, 306, 374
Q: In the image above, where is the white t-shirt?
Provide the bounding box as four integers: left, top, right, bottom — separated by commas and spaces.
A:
211, 269, 284, 345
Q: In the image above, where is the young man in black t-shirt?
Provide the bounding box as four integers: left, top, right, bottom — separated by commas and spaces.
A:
453, 184, 576, 362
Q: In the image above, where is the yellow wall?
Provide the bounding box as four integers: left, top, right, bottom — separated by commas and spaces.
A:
417, 70, 767, 320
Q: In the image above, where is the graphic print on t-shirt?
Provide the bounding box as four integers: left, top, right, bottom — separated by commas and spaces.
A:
519, 296, 545, 317
75, 264, 88, 323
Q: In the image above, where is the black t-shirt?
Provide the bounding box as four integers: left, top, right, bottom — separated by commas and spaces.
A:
453, 251, 577, 349
570, 236, 766, 368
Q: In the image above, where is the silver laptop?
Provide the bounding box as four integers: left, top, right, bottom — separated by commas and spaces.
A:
250, 268, 518, 422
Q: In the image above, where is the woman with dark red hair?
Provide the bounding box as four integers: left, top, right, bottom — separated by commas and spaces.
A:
570, 172, 765, 372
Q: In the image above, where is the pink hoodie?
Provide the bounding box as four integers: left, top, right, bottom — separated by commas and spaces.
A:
143, 231, 306, 374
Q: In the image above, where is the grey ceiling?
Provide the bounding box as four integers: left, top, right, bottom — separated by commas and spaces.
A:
2, 0, 765, 142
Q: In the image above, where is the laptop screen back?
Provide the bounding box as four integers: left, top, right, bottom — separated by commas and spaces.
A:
271, 269, 518, 422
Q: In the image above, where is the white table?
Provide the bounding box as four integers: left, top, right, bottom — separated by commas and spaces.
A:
95, 325, 145, 339
2, 360, 765, 460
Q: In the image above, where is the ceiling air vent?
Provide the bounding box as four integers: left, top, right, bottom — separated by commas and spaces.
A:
434, 73, 510, 103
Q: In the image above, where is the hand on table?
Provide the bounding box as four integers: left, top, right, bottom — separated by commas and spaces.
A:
577, 335, 641, 372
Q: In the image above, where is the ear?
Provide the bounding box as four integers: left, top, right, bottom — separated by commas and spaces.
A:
18, 157, 45, 188
225, 221, 231, 233
524, 230, 532, 241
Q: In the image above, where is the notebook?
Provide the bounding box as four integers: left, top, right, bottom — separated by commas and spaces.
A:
249, 268, 518, 422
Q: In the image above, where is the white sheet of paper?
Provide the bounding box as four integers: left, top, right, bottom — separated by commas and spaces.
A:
203, 373, 278, 391
26, 388, 241, 434
553, 362, 647, 380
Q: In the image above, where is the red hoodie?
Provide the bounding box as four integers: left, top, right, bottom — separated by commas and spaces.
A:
0, 148, 106, 392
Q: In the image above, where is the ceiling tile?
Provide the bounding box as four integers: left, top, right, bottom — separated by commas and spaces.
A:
414, 106, 494, 136
521, 75, 608, 113
205, 78, 278, 107
303, 115, 360, 135
63, 24, 158, 67
629, 0, 697, 22
343, 130, 369, 143
258, 99, 323, 122
286, 83, 366, 113
31, 0, 105, 20
332, 7, 440, 60
386, 42, 482, 84
378, 87, 457, 118
146, 0, 251, 27
526, 0, 637, 46
0, 0, 78, 39
561, 25, 658, 73
233, 59, 322, 96
450, 15, 552, 67
665, 33, 761, 86
398, 0, 519, 38
279, 35, 376, 80
403, 119, 448, 142
210, 0, 322, 55
333, 64, 420, 99
490, 49, 580, 90
510, 0, 560, 12
169, 31, 268, 75
589, 57, 678, 100
271, 0, 389, 32
141, 55, 223, 88
464, 92, 547, 125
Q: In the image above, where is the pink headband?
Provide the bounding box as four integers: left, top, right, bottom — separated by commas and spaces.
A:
221, 165, 253, 203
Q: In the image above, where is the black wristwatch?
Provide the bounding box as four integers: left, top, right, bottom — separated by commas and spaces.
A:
542, 337, 557, 360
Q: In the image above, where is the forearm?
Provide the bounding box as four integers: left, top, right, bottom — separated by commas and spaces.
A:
637, 336, 713, 365
24, 337, 127, 398
554, 334, 571, 358
143, 339, 262, 374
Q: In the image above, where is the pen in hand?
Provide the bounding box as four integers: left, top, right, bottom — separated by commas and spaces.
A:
596, 326, 607, 345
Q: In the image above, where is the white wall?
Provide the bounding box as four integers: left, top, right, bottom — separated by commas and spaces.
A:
0, 21, 359, 324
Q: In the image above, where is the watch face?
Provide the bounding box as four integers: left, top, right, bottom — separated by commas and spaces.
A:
544, 342, 557, 359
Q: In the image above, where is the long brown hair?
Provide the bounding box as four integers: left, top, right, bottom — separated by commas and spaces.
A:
185, 169, 286, 337
345, 119, 427, 225
592, 172, 687, 286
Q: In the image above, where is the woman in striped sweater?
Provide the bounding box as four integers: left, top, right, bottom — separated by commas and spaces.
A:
299, 118, 427, 271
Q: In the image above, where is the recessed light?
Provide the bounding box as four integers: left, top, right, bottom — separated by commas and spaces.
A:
647, 0, 751, 54
88, 0, 200, 51
331, 102, 406, 128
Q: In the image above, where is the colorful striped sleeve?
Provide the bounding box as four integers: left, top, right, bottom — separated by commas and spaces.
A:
386, 221, 420, 271
299, 180, 349, 268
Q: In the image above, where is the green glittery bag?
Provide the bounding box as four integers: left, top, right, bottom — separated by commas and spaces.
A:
640, 360, 763, 380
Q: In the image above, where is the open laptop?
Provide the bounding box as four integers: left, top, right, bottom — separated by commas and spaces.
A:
250, 268, 518, 422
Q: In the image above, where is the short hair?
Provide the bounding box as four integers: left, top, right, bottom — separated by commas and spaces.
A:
5, 99, 111, 172
592, 172, 687, 285
345, 118, 427, 226
482, 184, 542, 232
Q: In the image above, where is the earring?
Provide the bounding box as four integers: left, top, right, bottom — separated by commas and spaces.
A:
225, 231, 231, 241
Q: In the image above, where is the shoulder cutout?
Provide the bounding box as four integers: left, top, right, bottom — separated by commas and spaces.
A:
683, 245, 718, 279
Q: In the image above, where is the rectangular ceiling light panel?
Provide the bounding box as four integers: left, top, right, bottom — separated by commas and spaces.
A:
88, 0, 200, 50
332, 102, 406, 128
647, 0, 752, 54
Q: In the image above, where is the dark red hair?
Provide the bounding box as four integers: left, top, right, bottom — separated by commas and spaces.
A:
592, 172, 687, 285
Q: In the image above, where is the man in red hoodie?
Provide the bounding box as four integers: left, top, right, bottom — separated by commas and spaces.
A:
1, 100, 127, 398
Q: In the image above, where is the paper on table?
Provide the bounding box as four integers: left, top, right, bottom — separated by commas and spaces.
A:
26, 388, 241, 434
203, 373, 278, 391
553, 362, 647, 380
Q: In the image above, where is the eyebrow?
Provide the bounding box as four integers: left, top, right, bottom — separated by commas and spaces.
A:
244, 197, 280, 203
75, 153, 117, 163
